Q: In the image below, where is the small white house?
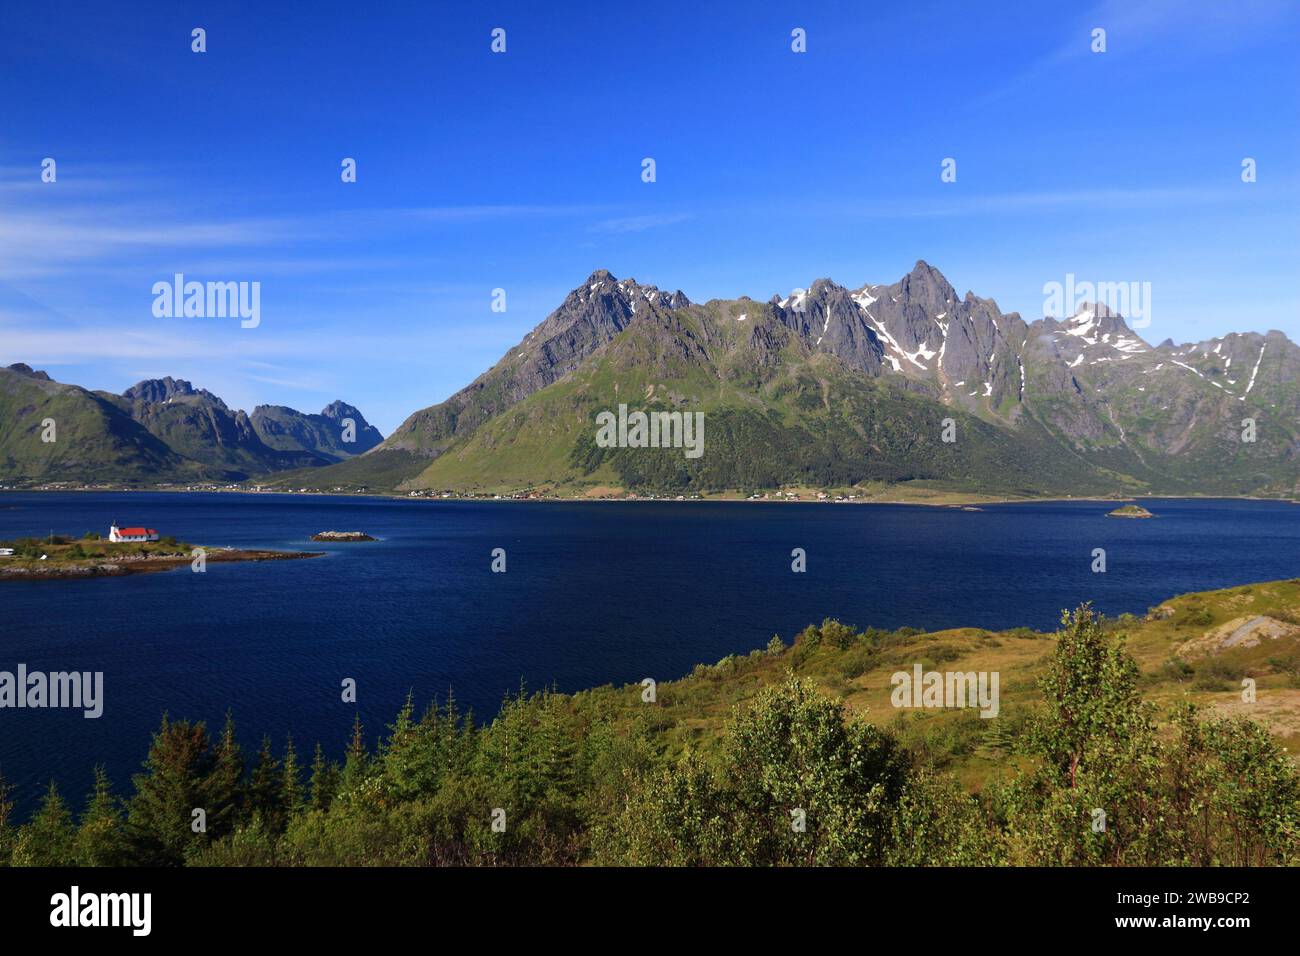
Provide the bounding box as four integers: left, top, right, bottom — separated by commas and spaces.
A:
0, 548, 14, 557
109, 522, 159, 543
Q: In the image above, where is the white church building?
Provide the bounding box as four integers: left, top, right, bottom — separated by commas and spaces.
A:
109, 522, 159, 543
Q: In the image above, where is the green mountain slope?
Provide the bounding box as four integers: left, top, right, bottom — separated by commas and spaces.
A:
410, 303, 1124, 496
0, 366, 384, 485
0, 364, 193, 483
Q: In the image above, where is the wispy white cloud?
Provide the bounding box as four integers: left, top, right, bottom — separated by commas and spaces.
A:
0, 209, 302, 278
972, 0, 1297, 108
400, 204, 609, 223
0, 311, 530, 368
587, 212, 693, 234
0, 190, 614, 279
809, 185, 1289, 219
240, 370, 335, 393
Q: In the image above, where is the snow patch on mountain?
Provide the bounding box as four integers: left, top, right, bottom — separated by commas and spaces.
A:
1245, 344, 1267, 395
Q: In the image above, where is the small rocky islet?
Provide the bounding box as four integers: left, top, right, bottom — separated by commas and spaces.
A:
1107, 503, 1154, 519
310, 530, 376, 542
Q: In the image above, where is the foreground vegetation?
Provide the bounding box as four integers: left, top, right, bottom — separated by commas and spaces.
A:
3, 581, 1299, 867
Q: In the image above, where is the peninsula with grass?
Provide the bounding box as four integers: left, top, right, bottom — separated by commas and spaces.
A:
0, 528, 320, 580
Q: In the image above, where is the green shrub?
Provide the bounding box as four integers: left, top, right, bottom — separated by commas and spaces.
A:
838, 645, 877, 680
1178, 605, 1214, 627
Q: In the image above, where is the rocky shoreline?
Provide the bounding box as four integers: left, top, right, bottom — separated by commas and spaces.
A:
0, 548, 322, 581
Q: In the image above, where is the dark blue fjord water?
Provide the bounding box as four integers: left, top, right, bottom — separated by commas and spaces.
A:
2, 492, 1299, 816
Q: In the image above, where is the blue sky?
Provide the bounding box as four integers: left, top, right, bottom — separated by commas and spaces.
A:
1, 0, 1297, 433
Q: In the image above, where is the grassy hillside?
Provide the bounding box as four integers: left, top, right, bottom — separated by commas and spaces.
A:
576, 577, 1300, 789
0, 367, 193, 484
263, 448, 427, 492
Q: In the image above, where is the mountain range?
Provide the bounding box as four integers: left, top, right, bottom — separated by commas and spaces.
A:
268, 261, 1299, 498
0, 365, 382, 483
4, 261, 1297, 497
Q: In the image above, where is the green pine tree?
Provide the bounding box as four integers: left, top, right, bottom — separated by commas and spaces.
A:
308, 743, 339, 812
207, 712, 246, 838
126, 715, 218, 865
13, 780, 77, 866
339, 714, 369, 798
75, 767, 127, 866
248, 736, 283, 831
281, 735, 304, 820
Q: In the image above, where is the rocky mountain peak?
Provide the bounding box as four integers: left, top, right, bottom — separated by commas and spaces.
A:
1055, 302, 1146, 348
898, 259, 958, 308
5, 363, 51, 381
122, 377, 222, 406
566, 270, 690, 312
321, 400, 365, 422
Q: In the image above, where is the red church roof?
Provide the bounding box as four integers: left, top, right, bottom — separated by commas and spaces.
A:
117, 527, 157, 536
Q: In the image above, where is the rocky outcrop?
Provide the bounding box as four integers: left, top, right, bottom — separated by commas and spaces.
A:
1179, 615, 1300, 658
